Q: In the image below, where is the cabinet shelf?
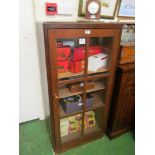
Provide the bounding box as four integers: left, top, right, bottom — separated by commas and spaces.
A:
87, 67, 109, 75
61, 123, 102, 144
58, 67, 109, 80
84, 123, 102, 136
59, 93, 105, 118
58, 71, 84, 80
61, 130, 81, 144
59, 106, 82, 118
58, 81, 106, 99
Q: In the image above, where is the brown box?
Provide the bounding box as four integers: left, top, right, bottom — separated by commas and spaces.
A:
68, 82, 95, 93
119, 45, 135, 64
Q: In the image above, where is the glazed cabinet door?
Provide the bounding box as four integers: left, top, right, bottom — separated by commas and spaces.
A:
47, 28, 121, 147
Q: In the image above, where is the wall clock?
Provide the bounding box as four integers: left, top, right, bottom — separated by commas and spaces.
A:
85, 0, 101, 19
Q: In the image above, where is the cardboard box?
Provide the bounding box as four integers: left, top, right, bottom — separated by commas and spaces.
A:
85, 111, 95, 128
57, 47, 70, 60
68, 118, 78, 134
119, 46, 135, 64
57, 60, 69, 73
60, 94, 93, 114
68, 82, 95, 93
60, 118, 69, 137
71, 46, 102, 61
70, 60, 85, 73
88, 53, 108, 72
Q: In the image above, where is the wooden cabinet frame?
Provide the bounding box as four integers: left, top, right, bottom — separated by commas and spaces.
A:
43, 22, 122, 153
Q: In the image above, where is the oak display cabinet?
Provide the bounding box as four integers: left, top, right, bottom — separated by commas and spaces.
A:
43, 22, 122, 153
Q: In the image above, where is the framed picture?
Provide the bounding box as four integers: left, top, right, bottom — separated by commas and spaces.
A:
118, 0, 135, 18
78, 0, 119, 19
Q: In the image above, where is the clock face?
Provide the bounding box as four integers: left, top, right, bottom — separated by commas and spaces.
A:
88, 1, 100, 15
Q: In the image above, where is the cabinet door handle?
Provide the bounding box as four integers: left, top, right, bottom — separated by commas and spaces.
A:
53, 93, 59, 100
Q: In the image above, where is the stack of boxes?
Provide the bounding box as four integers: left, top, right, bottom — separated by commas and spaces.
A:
70, 46, 102, 73
56, 45, 71, 73
56, 42, 108, 74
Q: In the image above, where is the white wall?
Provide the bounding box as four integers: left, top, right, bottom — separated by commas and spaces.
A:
19, 0, 44, 123
20, 0, 134, 123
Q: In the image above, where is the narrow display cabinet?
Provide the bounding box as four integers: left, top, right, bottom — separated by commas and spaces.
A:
43, 22, 122, 153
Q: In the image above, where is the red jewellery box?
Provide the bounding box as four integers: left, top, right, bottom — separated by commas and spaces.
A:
70, 60, 85, 73
57, 60, 69, 73
71, 46, 102, 61
57, 47, 71, 60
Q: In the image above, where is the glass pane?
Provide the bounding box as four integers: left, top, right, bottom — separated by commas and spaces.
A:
84, 110, 104, 136
56, 38, 86, 80
83, 78, 107, 111
58, 81, 85, 117
85, 78, 107, 94
60, 114, 82, 144
85, 92, 106, 111
87, 37, 114, 75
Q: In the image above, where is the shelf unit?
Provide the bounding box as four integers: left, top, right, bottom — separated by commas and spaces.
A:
58, 67, 109, 79
58, 80, 106, 98
43, 22, 122, 153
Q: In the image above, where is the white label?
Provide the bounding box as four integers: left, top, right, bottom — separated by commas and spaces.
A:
78, 103, 83, 106
79, 38, 85, 45
85, 29, 91, 34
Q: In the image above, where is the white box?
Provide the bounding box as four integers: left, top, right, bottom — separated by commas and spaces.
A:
88, 53, 108, 72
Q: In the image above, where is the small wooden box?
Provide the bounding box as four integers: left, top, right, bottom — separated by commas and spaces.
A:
119, 45, 135, 64
68, 82, 95, 93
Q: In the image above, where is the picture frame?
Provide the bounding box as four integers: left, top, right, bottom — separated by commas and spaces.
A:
118, 0, 135, 18
78, 0, 119, 19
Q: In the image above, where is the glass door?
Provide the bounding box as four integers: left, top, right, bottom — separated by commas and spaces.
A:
48, 28, 119, 144
83, 35, 115, 135
49, 29, 88, 144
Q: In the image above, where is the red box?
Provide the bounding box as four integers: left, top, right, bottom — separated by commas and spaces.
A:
57, 60, 69, 73
70, 60, 85, 73
57, 47, 71, 60
45, 3, 57, 15
71, 46, 102, 61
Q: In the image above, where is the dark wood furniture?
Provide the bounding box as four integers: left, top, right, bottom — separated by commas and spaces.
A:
107, 63, 135, 139
43, 22, 122, 153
